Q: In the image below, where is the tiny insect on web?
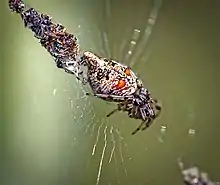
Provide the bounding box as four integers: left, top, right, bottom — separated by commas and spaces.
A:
8, 0, 162, 135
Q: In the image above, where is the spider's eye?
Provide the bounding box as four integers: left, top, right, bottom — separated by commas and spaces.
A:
125, 68, 131, 76
116, 79, 126, 89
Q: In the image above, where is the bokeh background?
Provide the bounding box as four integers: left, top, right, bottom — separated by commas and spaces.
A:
1, 0, 220, 185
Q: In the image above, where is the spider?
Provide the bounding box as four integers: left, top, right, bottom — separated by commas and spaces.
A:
9, 0, 162, 135
80, 51, 162, 135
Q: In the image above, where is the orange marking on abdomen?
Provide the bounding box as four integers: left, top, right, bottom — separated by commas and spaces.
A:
125, 68, 131, 76
116, 79, 126, 89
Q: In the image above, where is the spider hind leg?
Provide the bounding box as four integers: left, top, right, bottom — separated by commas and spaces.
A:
106, 102, 127, 117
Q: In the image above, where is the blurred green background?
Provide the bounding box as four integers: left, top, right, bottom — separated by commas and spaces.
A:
1, 0, 220, 185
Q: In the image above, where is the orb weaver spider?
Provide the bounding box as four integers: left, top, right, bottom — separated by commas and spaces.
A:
81, 51, 162, 135
9, 0, 162, 135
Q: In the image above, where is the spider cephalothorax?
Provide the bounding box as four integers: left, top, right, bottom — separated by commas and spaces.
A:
106, 86, 161, 134
81, 52, 162, 134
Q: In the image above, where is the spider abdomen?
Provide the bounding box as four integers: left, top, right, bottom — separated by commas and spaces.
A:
81, 51, 139, 98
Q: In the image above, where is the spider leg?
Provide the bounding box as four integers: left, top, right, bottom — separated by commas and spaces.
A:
106, 101, 127, 117
132, 119, 148, 135
155, 104, 162, 111
85, 92, 120, 100
154, 104, 162, 117
141, 118, 152, 131
93, 93, 132, 101
152, 98, 158, 103
151, 97, 162, 111
106, 108, 120, 117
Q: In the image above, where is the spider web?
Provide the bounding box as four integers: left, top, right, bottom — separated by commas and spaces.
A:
58, 0, 171, 184
9, 0, 219, 185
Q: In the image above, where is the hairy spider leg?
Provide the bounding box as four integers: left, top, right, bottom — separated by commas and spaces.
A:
132, 118, 151, 135
85, 92, 130, 117
149, 97, 162, 112
141, 118, 154, 131
86, 92, 132, 118
155, 104, 162, 111
106, 108, 120, 117
106, 100, 130, 117
152, 101, 162, 114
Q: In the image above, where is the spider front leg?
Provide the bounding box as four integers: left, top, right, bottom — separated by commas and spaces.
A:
149, 97, 162, 116
141, 118, 153, 131
155, 104, 162, 111
132, 118, 151, 135
151, 98, 162, 111
154, 103, 162, 118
